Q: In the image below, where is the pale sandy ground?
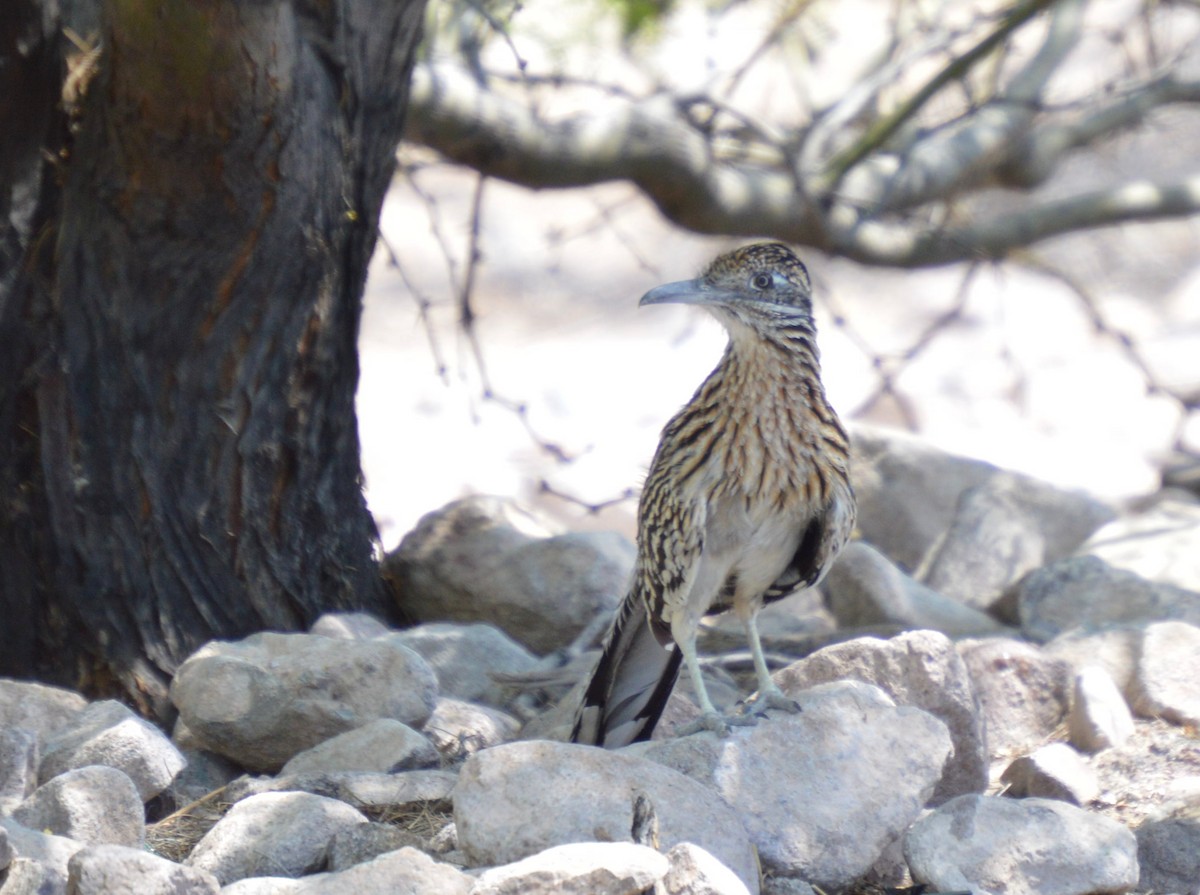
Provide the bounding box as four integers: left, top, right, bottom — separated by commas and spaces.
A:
357, 3, 1200, 551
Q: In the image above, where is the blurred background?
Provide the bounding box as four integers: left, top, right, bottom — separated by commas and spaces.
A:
357, 0, 1200, 549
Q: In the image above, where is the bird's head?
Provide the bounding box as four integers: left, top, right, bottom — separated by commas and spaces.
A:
639, 243, 814, 340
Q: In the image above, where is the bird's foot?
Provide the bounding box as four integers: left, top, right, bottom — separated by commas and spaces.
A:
676, 710, 757, 739
743, 684, 801, 716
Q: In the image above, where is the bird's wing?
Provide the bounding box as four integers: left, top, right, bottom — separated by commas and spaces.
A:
764, 485, 855, 601
637, 473, 708, 639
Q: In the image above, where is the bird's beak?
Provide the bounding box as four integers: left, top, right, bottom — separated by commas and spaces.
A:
639, 279, 737, 308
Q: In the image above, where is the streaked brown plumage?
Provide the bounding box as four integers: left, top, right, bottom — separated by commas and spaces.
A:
571, 243, 855, 748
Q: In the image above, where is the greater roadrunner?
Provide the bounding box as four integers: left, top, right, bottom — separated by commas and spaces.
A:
571, 243, 855, 748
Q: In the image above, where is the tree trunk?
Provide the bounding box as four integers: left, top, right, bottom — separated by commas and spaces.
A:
0, 0, 426, 717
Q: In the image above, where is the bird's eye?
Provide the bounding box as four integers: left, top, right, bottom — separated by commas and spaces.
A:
751, 273, 772, 290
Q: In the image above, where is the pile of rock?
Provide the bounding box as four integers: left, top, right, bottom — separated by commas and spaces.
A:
2, 427, 1199, 894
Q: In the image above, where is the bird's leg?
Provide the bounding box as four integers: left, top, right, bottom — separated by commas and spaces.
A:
744, 610, 801, 714
674, 622, 754, 737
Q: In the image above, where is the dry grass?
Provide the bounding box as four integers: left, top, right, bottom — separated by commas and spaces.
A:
146, 786, 234, 864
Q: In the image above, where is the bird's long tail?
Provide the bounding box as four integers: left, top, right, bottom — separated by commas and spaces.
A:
570, 594, 682, 747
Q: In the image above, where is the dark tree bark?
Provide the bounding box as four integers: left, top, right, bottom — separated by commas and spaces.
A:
0, 0, 426, 716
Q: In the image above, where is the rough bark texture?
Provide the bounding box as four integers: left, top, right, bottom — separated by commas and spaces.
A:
0, 0, 426, 715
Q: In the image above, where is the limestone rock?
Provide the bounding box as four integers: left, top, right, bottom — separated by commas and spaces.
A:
452, 740, 758, 893
0, 727, 38, 813
38, 699, 185, 801
958, 638, 1070, 758
822, 542, 1007, 637
1085, 494, 1200, 591
1016, 555, 1200, 642
1131, 620, 1200, 725
664, 842, 752, 895
185, 791, 368, 884
905, 794, 1138, 895
223, 768, 456, 816
171, 631, 437, 772
280, 718, 438, 776
1067, 666, 1134, 752
774, 630, 986, 802
1000, 743, 1100, 805
309, 612, 392, 640
0, 680, 88, 743
67, 844, 220, 894
384, 496, 633, 653
292, 847, 472, 895
632, 681, 951, 889
422, 697, 521, 762
13, 765, 144, 847
470, 841, 669, 895
0, 816, 85, 894
385, 622, 539, 708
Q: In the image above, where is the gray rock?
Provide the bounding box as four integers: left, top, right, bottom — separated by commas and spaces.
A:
905, 794, 1138, 895
822, 542, 1008, 637
0, 680, 88, 743
1132, 620, 1200, 725
471, 842, 669, 895
292, 847, 472, 895
0, 816, 85, 894
760, 880, 816, 895
171, 632, 437, 772
0, 727, 38, 813
385, 622, 540, 708
1044, 625, 1142, 696
325, 822, 425, 872
221, 879, 302, 895
921, 473, 1113, 613
850, 428, 1111, 574
185, 791, 368, 884
384, 496, 633, 653
67, 844, 220, 894
38, 700, 185, 801
1136, 816, 1200, 894
1067, 666, 1134, 752
958, 638, 1071, 758
160, 748, 243, 814
13, 765, 143, 847
663, 842, 752, 895
774, 630, 986, 803
453, 740, 758, 893
280, 719, 438, 776
632, 681, 951, 889
309, 612, 392, 640
223, 769, 455, 822
1016, 555, 1200, 643
423, 697, 521, 763
1000, 743, 1100, 805
1085, 494, 1200, 591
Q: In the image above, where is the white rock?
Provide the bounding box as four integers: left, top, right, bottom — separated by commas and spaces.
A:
1044, 626, 1141, 696
632, 681, 951, 889
774, 630, 986, 802
38, 699, 185, 801
67, 844, 220, 894
280, 718, 438, 776
1000, 743, 1100, 805
471, 841, 669, 895
171, 631, 438, 772
452, 740, 758, 893
958, 638, 1070, 758
13, 765, 143, 847
1132, 620, 1200, 725
223, 768, 457, 816
664, 842, 752, 895
905, 794, 1138, 895
1084, 494, 1200, 591
0, 727, 38, 813
293, 847, 472, 894
0, 680, 88, 742
1068, 666, 1134, 752
422, 697, 521, 762
385, 623, 539, 707
384, 496, 634, 653
220, 879, 302, 894
185, 791, 368, 884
